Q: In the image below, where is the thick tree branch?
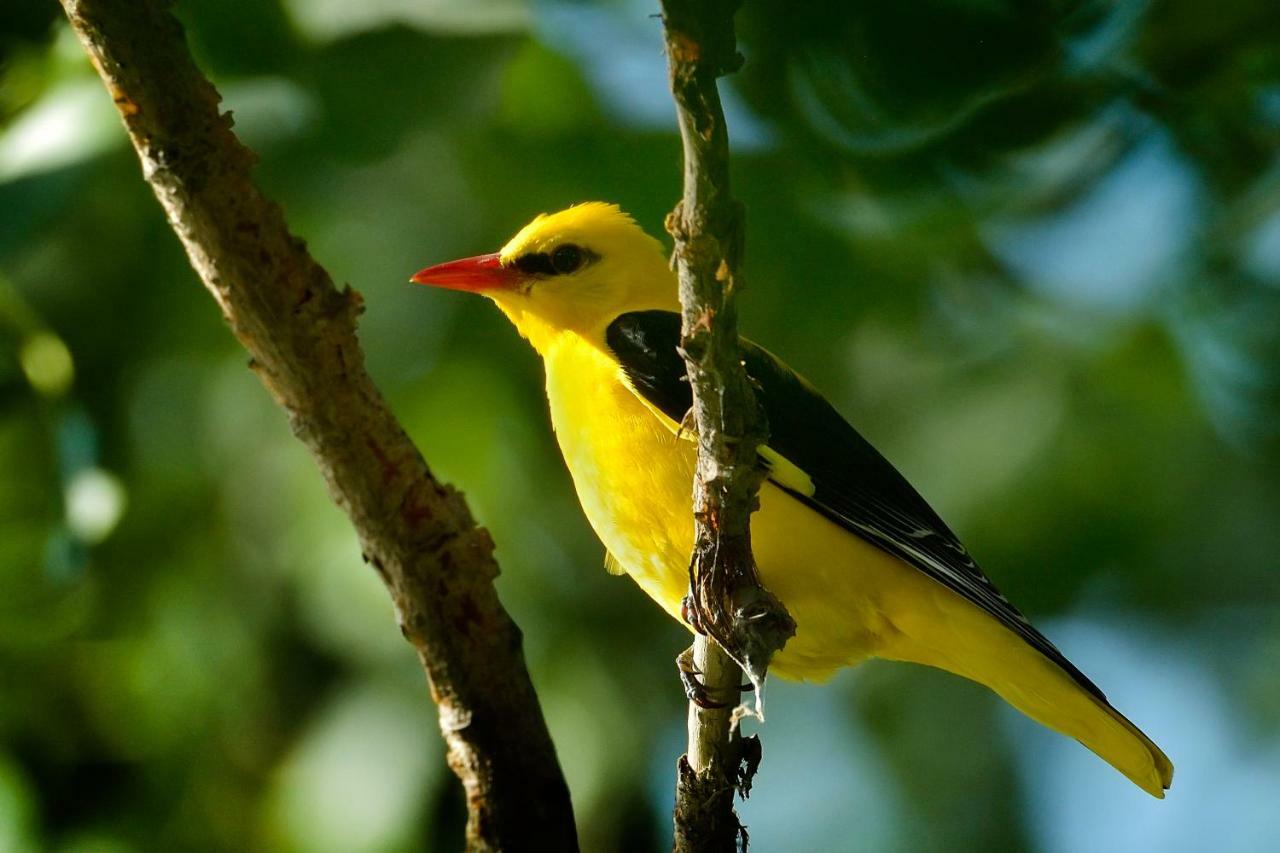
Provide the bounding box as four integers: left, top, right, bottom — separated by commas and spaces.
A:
58, 1, 577, 849
660, 0, 795, 849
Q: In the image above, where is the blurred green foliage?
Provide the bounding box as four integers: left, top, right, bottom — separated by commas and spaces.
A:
2, 0, 1279, 850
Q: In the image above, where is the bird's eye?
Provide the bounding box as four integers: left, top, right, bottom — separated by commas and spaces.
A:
551, 244, 585, 275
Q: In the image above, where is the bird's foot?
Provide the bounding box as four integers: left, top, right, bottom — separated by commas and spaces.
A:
676, 647, 752, 710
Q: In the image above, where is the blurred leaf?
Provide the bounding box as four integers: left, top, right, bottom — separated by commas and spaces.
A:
0, 79, 121, 183
0, 753, 38, 853
303, 28, 519, 160
498, 40, 600, 136
283, 0, 529, 42
265, 682, 442, 853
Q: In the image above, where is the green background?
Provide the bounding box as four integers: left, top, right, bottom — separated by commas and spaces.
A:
3, 0, 1279, 850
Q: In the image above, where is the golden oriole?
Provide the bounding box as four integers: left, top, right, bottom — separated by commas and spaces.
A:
411, 202, 1173, 798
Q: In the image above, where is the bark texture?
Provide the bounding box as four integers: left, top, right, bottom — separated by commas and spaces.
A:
660, 0, 796, 850
58, 1, 577, 849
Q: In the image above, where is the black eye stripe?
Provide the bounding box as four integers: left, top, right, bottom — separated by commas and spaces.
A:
513, 252, 558, 275
510, 244, 597, 277
551, 244, 583, 274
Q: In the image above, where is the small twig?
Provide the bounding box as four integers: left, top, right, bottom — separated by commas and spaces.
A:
660, 0, 796, 849
58, 1, 577, 849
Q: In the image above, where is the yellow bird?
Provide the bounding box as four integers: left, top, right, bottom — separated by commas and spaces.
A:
411, 202, 1174, 798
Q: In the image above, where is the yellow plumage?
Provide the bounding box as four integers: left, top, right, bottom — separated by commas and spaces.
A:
411, 202, 1174, 798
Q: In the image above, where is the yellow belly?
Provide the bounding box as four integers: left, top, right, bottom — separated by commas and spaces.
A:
544, 334, 917, 681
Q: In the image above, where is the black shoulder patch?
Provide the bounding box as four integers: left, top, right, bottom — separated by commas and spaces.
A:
605, 310, 691, 423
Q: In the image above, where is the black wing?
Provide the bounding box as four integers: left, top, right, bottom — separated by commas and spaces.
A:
606, 310, 1104, 702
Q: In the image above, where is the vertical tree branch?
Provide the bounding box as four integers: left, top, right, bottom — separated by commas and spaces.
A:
660, 1, 796, 849
57, 1, 577, 849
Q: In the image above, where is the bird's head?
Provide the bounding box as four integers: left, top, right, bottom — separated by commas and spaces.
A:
411, 203, 677, 353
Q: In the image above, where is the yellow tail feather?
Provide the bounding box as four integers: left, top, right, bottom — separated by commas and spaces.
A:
879, 582, 1174, 797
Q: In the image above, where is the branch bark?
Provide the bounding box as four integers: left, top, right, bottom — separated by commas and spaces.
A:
58, 1, 577, 849
660, 1, 795, 850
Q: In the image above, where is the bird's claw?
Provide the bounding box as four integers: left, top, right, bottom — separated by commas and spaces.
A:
676, 647, 752, 709
680, 594, 706, 635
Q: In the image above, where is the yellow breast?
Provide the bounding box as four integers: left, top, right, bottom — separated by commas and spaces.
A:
541, 332, 907, 680
543, 333, 696, 618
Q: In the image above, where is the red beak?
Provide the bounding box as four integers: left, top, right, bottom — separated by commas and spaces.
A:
409, 253, 520, 292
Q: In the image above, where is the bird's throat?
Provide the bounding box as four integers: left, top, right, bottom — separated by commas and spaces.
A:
489, 296, 565, 355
